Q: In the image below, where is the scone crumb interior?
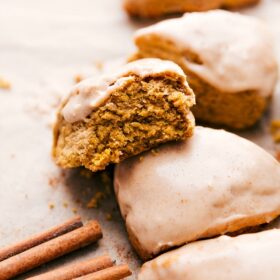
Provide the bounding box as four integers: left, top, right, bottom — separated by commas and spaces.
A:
53, 75, 194, 171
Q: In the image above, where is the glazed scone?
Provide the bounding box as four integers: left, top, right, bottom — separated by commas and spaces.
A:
133, 10, 278, 129
53, 58, 195, 172
223, 0, 260, 9
138, 229, 280, 280
114, 126, 280, 260
123, 0, 260, 18
123, 0, 222, 18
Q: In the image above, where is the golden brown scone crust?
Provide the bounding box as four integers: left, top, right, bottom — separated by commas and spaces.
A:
187, 69, 269, 130
123, 0, 260, 18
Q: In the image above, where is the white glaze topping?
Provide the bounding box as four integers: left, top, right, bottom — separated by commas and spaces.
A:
62, 58, 187, 123
138, 229, 280, 280
114, 126, 280, 257
135, 10, 278, 96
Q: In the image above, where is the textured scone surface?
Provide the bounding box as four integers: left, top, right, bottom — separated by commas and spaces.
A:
138, 230, 280, 280
53, 59, 195, 172
114, 126, 280, 260
133, 10, 278, 129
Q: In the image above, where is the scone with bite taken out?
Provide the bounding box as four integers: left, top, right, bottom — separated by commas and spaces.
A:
53, 58, 195, 172
123, 0, 260, 18
114, 126, 280, 260
138, 229, 280, 280
132, 10, 278, 130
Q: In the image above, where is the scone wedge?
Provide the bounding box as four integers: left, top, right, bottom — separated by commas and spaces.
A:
123, 0, 260, 18
132, 10, 278, 129
123, 0, 222, 18
138, 229, 280, 280
53, 58, 195, 172
114, 126, 280, 260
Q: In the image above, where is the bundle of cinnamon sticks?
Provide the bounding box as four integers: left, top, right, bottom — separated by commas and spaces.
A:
0, 216, 132, 280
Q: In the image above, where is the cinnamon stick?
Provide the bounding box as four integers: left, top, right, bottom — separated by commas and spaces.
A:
27, 255, 114, 280
0, 216, 82, 262
0, 220, 102, 280
73, 264, 132, 280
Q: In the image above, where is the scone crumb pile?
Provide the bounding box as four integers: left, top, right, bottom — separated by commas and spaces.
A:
87, 192, 106, 209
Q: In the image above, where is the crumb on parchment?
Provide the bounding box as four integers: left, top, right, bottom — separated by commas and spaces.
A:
151, 148, 159, 156
48, 177, 60, 187
49, 203, 55, 210
105, 213, 113, 221
0, 77, 11, 90
87, 192, 106, 209
74, 74, 84, 84
80, 168, 93, 179
270, 120, 280, 143
100, 172, 112, 195
94, 60, 104, 71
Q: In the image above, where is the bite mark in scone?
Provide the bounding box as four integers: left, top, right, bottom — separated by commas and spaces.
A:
132, 10, 278, 130
52, 58, 195, 172
114, 126, 280, 260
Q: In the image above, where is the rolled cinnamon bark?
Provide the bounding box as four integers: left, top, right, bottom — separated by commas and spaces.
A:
0, 216, 83, 262
0, 221, 102, 280
73, 264, 132, 280
27, 255, 113, 280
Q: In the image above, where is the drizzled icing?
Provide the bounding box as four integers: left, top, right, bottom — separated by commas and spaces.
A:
114, 126, 280, 257
138, 230, 280, 280
62, 58, 188, 123
135, 10, 278, 96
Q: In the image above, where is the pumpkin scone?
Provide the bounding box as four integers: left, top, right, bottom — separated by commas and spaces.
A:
138, 229, 280, 280
223, 0, 260, 9
114, 126, 280, 260
123, 0, 260, 18
132, 10, 278, 129
52, 58, 195, 172
123, 0, 222, 18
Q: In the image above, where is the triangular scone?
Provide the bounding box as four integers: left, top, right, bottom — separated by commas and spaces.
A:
138, 229, 280, 280
123, 0, 259, 18
53, 58, 195, 172
114, 126, 280, 260
132, 10, 278, 129
123, 0, 222, 18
